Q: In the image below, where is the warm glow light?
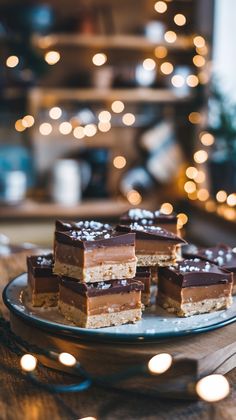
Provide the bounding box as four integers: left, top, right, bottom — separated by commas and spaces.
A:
196, 45, 208, 56
184, 181, 197, 193
154, 46, 168, 59
197, 188, 209, 201
187, 191, 198, 201
73, 126, 85, 139
227, 193, 236, 207
113, 155, 127, 169
200, 132, 215, 146
193, 36, 206, 48
84, 124, 97, 137
127, 189, 142, 205
196, 374, 230, 402
15, 119, 26, 132
45, 50, 60, 65
6, 55, 19, 68
177, 213, 188, 225
92, 53, 107, 66
174, 13, 186, 26
193, 55, 206, 68
148, 353, 172, 374
122, 113, 135, 126
49, 107, 62, 120
98, 110, 111, 122
39, 122, 52, 135
20, 354, 37, 372
198, 71, 209, 85
186, 75, 199, 87
98, 121, 111, 132
78, 417, 97, 420
164, 31, 177, 43
194, 170, 205, 183
59, 122, 72, 135
193, 150, 208, 163
160, 202, 173, 215
171, 75, 185, 88
216, 190, 227, 203
186, 166, 198, 179
111, 100, 125, 113
22, 115, 35, 128
160, 62, 174, 75
205, 200, 217, 212
58, 352, 76, 367
154, 1, 167, 13
143, 58, 156, 71
188, 112, 202, 124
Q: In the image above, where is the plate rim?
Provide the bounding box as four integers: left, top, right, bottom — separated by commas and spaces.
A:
3, 274, 236, 343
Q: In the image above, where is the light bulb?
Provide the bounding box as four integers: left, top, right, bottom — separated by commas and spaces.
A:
148, 353, 172, 374
20, 354, 37, 372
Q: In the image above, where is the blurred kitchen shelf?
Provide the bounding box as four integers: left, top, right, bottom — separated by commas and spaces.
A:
32, 34, 194, 51
0, 199, 154, 220
28, 87, 192, 108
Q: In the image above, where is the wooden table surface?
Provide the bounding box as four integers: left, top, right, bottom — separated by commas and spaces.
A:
0, 339, 236, 420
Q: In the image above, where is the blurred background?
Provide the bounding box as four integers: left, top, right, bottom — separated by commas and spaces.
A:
0, 0, 236, 247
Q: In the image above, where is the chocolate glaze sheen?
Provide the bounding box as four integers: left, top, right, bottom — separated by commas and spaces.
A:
116, 223, 185, 243
27, 254, 54, 277
56, 219, 112, 232
182, 243, 236, 272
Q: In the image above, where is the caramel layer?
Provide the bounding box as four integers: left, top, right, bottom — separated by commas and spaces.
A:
158, 276, 232, 303
55, 240, 136, 268
59, 285, 141, 316
136, 239, 176, 255
28, 271, 59, 293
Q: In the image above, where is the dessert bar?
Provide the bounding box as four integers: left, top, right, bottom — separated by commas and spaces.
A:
54, 228, 137, 282
27, 254, 59, 307
116, 223, 185, 266
120, 208, 178, 234
182, 243, 236, 293
134, 267, 152, 306
157, 259, 233, 317
59, 277, 143, 328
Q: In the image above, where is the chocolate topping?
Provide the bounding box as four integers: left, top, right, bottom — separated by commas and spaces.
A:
135, 267, 152, 278
120, 208, 177, 225
56, 219, 112, 232
55, 229, 135, 249
60, 277, 144, 296
27, 254, 54, 277
158, 258, 233, 288
116, 223, 185, 243
182, 243, 236, 272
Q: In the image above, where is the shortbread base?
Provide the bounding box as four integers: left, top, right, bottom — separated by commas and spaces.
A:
30, 291, 58, 307
136, 254, 175, 267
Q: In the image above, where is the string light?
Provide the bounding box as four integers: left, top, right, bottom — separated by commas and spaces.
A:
197, 188, 209, 201
122, 113, 135, 126
196, 374, 230, 402
6, 55, 19, 68
184, 181, 197, 193
164, 31, 177, 43
20, 354, 37, 372
92, 53, 107, 66
160, 62, 173, 75
186, 166, 198, 179
193, 36, 206, 48
174, 14, 186, 26
154, 1, 167, 13
84, 124, 97, 137
148, 353, 172, 374
205, 200, 217, 212
160, 202, 173, 214
196, 45, 208, 56
78, 418, 97, 420
44, 51, 60, 65
194, 170, 205, 183
113, 155, 127, 169
98, 110, 111, 122
187, 191, 198, 200
127, 189, 142, 205
227, 193, 236, 207
193, 55, 206, 68
143, 58, 156, 71
15, 119, 26, 132
49, 107, 62, 120
193, 150, 208, 163
22, 115, 35, 128
198, 71, 209, 85
58, 352, 76, 367
171, 75, 184, 88
111, 100, 125, 113
98, 121, 111, 132
177, 213, 188, 226
200, 132, 215, 146
188, 112, 202, 124
39, 122, 52, 135
186, 75, 199, 87
216, 190, 227, 203
154, 46, 168, 59
73, 126, 85, 139
59, 122, 72, 135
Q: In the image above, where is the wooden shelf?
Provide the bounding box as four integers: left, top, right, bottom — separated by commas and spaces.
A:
33, 34, 194, 52
28, 87, 192, 107
0, 199, 153, 220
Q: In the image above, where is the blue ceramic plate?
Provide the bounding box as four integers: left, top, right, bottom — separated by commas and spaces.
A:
3, 273, 236, 342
